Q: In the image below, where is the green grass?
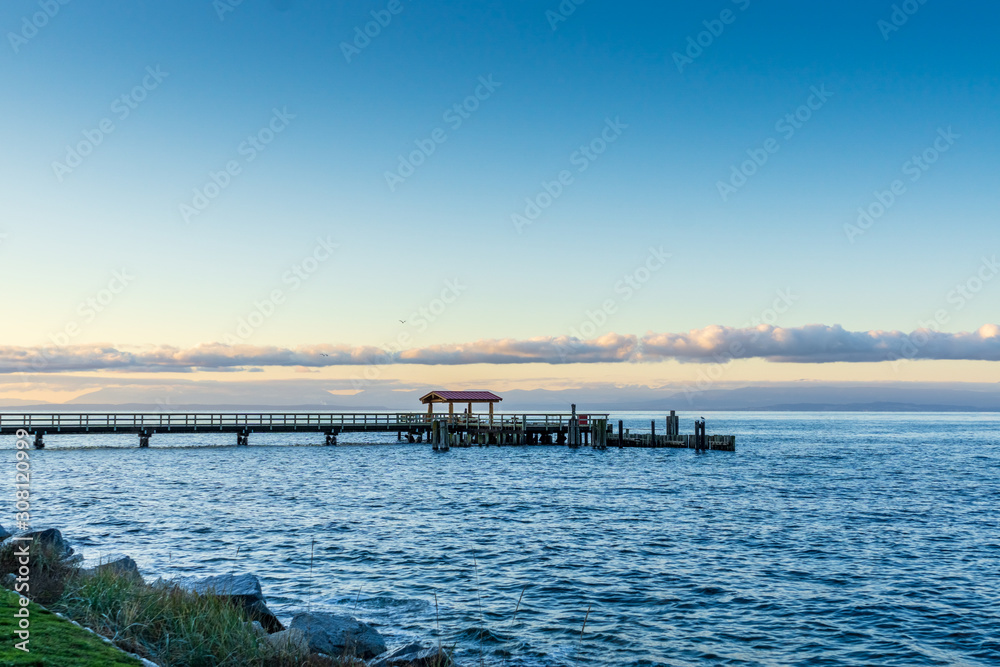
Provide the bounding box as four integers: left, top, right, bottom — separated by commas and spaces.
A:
52, 569, 310, 667
0, 588, 143, 667
0, 540, 370, 666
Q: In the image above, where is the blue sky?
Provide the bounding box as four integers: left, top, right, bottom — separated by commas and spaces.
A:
0, 0, 997, 394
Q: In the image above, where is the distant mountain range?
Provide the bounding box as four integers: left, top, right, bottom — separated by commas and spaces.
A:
2, 382, 999, 412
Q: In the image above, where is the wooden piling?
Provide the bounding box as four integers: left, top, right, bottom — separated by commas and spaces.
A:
592, 418, 608, 449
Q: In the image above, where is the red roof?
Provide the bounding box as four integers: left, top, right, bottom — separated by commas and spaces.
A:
420, 391, 502, 403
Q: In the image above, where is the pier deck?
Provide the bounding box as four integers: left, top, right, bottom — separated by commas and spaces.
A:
1, 411, 735, 451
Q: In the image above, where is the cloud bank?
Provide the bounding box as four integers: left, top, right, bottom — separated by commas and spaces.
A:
3, 324, 999, 373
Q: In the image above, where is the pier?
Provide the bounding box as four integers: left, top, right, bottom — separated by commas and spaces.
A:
0, 407, 734, 451
1, 389, 734, 451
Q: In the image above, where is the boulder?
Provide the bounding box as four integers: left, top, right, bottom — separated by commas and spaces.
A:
372, 641, 454, 667
246, 620, 268, 639
289, 611, 387, 659
21, 528, 74, 559
265, 627, 308, 654
0, 523, 10, 541
176, 573, 283, 633
81, 555, 141, 580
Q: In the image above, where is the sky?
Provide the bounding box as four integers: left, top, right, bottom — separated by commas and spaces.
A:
0, 0, 998, 404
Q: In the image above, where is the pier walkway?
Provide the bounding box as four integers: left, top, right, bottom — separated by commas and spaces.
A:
0, 409, 735, 451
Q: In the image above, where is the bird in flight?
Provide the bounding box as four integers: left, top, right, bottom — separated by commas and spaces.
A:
399, 319, 406, 324
320, 353, 329, 357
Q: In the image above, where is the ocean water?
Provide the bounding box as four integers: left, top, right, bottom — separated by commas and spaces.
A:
5, 411, 999, 666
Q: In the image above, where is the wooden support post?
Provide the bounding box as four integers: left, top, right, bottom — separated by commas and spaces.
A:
694, 420, 706, 451
448, 402, 454, 423
33, 432, 45, 450
569, 404, 580, 448
432, 419, 449, 451
139, 430, 150, 448
489, 401, 494, 424
592, 418, 607, 449
618, 420, 624, 448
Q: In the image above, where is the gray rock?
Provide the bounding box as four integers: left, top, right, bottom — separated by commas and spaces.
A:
178, 573, 262, 597
176, 573, 283, 633
289, 611, 387, 659
0, 523, 10, 541
372, 642, 454, 667
81, 555, 141, 580
19, 528, 73, 558
265, 627, 308, 654
246, 620, 268, 639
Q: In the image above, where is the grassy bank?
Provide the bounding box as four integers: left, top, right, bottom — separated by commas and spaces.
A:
54, 569, 288, 666
0, 588, 143, 667
0, 538, 348, 666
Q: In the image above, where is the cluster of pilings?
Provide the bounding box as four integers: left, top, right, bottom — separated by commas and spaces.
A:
430, 405, 611, 452
613, 412, 734, 451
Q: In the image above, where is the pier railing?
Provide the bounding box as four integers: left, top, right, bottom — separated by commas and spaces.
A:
0, 412, 610, 432
1, 413, 415, 430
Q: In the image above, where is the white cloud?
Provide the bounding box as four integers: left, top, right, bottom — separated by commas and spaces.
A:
2, 324, 998, 373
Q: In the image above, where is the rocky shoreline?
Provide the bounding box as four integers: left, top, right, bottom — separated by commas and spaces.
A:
0, 524, 453, 666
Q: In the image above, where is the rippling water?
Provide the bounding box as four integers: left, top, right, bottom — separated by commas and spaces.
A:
6, 412, 1000, 666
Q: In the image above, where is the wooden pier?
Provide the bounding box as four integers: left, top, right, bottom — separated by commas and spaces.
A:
0, 407, 734, 452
